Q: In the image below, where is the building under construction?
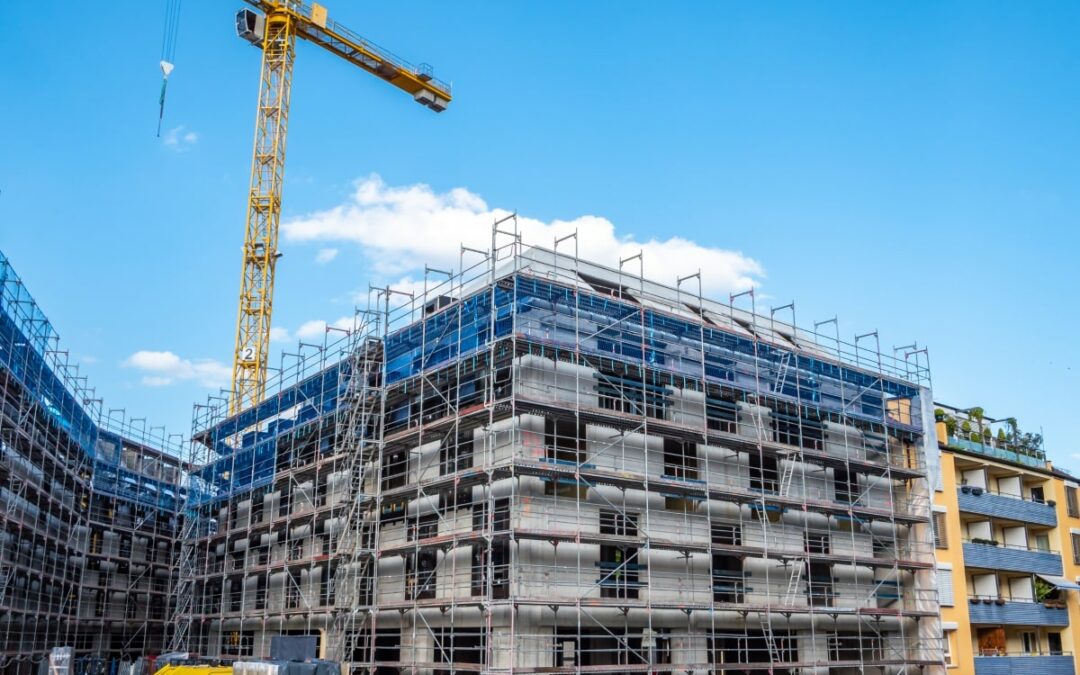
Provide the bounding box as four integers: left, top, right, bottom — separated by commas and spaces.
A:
173, 227, 945, 673
0, 251, 184, 673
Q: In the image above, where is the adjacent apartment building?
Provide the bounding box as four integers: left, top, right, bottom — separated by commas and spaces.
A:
933, 403, 1080, 675
173, 239, 944, 673
0, 251, 183, 674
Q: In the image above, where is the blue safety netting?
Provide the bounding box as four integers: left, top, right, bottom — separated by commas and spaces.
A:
191, 271, 924, 505
189, 362, 347, 506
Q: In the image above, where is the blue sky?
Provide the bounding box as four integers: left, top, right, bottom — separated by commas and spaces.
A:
2, 2, 1078, 469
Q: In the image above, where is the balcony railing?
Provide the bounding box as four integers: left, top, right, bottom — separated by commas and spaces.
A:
974, 654, 1074, 675
958, 486, 1057, 526
962, 541, 1063, 575
967, 597, 1070, 626
948, 436, 1047, 468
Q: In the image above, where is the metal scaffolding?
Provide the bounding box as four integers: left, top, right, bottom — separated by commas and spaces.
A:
0, 251, 183, 675
173, 226, 944, 673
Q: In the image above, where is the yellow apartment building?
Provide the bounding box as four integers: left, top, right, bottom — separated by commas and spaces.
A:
933, 403, 1080, 675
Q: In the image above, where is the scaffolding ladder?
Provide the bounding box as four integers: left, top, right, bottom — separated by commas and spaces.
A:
330, 331, 384, 668
168, 503, 200, 651
782, 560, 803, 607
758, 610, 783, 671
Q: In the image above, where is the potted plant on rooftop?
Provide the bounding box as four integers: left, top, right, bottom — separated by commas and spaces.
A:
969, 406, 985, 440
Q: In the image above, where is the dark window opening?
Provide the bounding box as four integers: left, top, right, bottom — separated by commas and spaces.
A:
599, 544, 640, 599
773, 411, 824, 451
286, 571, 302, 608
434, 628, 486, 675
599, 510, 639, 537
545, 417, 586, 465
373, 629, 400, 675
471, 539, 509, 599
595, 368, 666, 419
441, 487, 473, 513
711, 631, 794, 669
554, 628, 656, 667
440, 432, 473, 475
407, 549, 438, 600
807, 562, 833, 607
255, 575, 266, 610
288, 538, 304, 562
493, 366, 512, 399
712, 523, 742, 548
748, 452, 778, 493
409, 513, 440, 542
472, 498, 511, 532
380, 498, 407, 524
706, 394, 738, 433
829, 633, 884, 662
1049, 632, 1064, 655
834, 466, 858, 504
381, 449, 408, 490
220, 631, 254, 657
712, 554, 744, 603
805, 532, 830, 555
663, 439, 699, 480
419, 381, 452, 424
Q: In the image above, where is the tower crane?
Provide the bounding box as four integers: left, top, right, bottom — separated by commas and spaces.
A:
229, 1, 451, 413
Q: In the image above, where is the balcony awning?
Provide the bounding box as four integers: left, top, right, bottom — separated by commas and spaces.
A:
1036, 574, 1080, 591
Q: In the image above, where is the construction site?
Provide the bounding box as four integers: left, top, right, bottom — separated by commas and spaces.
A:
166, 231, 945, 673
1, 230, 947, 673
1, 1, 958, 674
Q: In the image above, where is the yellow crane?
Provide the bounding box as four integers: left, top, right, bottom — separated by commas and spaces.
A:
229, 0, 451, 413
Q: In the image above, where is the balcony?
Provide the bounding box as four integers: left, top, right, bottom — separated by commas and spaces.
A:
974, 654, 1074, 675
948, 435, 1046, 469
958, 486, 1057, 527
962, 541, 1063, 575
967, 598, 1070, 626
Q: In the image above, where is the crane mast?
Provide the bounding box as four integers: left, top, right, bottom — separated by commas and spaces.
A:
229, 1, 450, 413
232, 8, 294, 414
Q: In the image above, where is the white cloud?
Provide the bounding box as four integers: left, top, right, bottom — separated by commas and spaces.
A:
295, 316, 358, 341
314, 248, 339, 265
296, 320, 328, 340
269, 326, 291, 343
163, 125, 198, 152
283, 174, 764, 295
123, 350, 230, 388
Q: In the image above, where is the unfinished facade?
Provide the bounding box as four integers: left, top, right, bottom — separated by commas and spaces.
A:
0, 251, 183, 674
174, 230, 945, 673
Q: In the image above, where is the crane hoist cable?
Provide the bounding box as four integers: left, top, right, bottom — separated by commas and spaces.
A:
157, 0, 183, 136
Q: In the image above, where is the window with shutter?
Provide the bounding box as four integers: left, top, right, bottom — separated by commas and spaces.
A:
1067, 487, 1079, 518
933, 512, 948, 549
937, 568, 954, 606
1072, 533, 1080, 565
